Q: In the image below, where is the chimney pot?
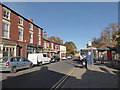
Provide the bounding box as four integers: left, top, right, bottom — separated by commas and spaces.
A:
29, 18, 33, 22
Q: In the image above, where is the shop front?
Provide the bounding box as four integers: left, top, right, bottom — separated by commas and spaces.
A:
0, 40, 17, 58
26, 44, 43, 57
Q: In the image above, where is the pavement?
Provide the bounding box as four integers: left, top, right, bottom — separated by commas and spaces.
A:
62, 61, 120, 88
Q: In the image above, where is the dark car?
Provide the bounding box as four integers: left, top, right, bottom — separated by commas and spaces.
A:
51, 56, 60, 62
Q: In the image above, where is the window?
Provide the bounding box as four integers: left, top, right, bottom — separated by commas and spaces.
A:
11, 57, 21, 62
38, 35, 41, 45
18, 17, 23, 26
0, 57, 8, 63
3, 47, 15, 57
43, 54, 47, 57
2, 22, 10, 38
30, 23, 33, 30
3, 8, 10, 20
29, 32, 33, 43
22, 57, 29, 62
18, 28, 23, 41
38, 28, 41, 34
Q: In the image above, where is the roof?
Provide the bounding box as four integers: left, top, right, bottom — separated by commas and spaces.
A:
97, 46, 116, 51
0, 3, 43, 30
43, 38, 63, 45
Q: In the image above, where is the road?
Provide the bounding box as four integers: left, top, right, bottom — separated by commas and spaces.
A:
1, 58, 79, 88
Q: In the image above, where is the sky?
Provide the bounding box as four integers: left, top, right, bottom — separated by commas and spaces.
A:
2, 2, 118, 50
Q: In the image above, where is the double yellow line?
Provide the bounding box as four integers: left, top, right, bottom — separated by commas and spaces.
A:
50, 68, 76, 90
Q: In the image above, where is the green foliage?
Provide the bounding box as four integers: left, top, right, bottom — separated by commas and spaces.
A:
64, 41, 77, 55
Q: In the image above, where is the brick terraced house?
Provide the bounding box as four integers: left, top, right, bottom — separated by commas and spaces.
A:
43, 34, 66, 59
0, 3, 43, 58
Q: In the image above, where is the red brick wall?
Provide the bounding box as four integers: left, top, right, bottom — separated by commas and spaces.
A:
23, 19, 30, 44
0, 5, 2, 40
41, 30, 43, 46
1, 5, 43, 57
9, 11, 18, 41
33, 25, 38, 45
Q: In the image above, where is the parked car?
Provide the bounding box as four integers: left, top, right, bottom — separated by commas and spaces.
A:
61, 56, 67, 60
51, 55, 60, 62
67, 55, 72, 59
0, 56, 33, 73
28, 53, 51, 65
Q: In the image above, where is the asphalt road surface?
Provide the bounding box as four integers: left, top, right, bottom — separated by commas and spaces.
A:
1, 58, 80, 88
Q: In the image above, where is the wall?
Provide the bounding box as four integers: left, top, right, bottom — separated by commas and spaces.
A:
0, 5, 2, 40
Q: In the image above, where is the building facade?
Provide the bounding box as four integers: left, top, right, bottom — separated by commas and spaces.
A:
43, 34, 66, 59
0, 4, 43, 58
60, 45, 66, 58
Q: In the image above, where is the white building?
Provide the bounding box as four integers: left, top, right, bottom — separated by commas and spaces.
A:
60, 45, 66, 59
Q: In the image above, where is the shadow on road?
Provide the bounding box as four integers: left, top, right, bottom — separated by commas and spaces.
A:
63, 69, 119, 88
1, 60, 119, 89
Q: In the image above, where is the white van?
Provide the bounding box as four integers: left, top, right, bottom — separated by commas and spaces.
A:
28, 53, 51, 65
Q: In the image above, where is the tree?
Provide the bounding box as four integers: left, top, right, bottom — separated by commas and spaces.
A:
112, 30, 120, 46
92, 23, 119, 48
64, 41, 77, 55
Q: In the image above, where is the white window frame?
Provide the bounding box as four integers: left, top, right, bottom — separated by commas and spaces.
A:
30, 23, 33, 30
3, 7, 11, 20
38, 28, 41, 34
44, 42, 47, 49
2, 19, 10, 39
18, 16, 23, 26
38, 35, 41, 45
18, 26, 24, 41
29, 31, 33, 43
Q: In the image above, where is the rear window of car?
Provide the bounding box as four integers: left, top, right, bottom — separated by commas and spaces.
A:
0, 57, 8, 63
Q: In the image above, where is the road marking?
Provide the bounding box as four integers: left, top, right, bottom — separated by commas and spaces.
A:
50, 68, 76, 90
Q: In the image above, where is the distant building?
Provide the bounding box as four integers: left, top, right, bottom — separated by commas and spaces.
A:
60, 45, 66, 58
0, 3, 43, 58
43, 34, 66, 59
87, 40, 92, 48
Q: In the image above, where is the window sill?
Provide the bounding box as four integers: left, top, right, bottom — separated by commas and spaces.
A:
30, 29, 33, 31
2, 37, 10, 40
18, 40, 24, 42
3, 17, 11, 22
18, 24, 24, 28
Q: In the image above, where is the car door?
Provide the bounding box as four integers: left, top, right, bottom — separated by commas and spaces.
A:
43, 54, 48, 64
47, 54, 50, 63
22, 57, 31, 68
10, 57, 22, 69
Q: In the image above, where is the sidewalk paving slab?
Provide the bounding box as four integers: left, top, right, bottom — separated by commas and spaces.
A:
62, 62, 119, 88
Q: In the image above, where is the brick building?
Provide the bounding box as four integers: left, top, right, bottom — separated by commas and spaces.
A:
43, 34, 66, 59
0, 3, 43, 58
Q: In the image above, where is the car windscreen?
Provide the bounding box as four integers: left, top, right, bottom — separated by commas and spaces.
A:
0, 57, 8, 63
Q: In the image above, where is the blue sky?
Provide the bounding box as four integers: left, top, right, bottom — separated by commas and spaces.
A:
3, 2, 118, 50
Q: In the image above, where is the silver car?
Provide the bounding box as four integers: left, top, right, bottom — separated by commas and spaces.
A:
0, 56, 33, 73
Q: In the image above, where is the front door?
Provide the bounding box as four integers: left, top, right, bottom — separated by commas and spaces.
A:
107, 51, 112, 60
17, 45, 22, 56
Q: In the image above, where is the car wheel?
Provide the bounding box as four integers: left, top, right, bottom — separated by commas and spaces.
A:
29, 63, 33, 69
10, 67, 17, 73
39, 62, 42, 66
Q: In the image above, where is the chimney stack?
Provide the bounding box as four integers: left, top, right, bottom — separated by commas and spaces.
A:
43, 34, 47, 39
29, 18, 33, 22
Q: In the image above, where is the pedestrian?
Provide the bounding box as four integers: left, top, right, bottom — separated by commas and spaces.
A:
79, 54, 83, 62
100, 54, 104, 64
79, 54, 88, 69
